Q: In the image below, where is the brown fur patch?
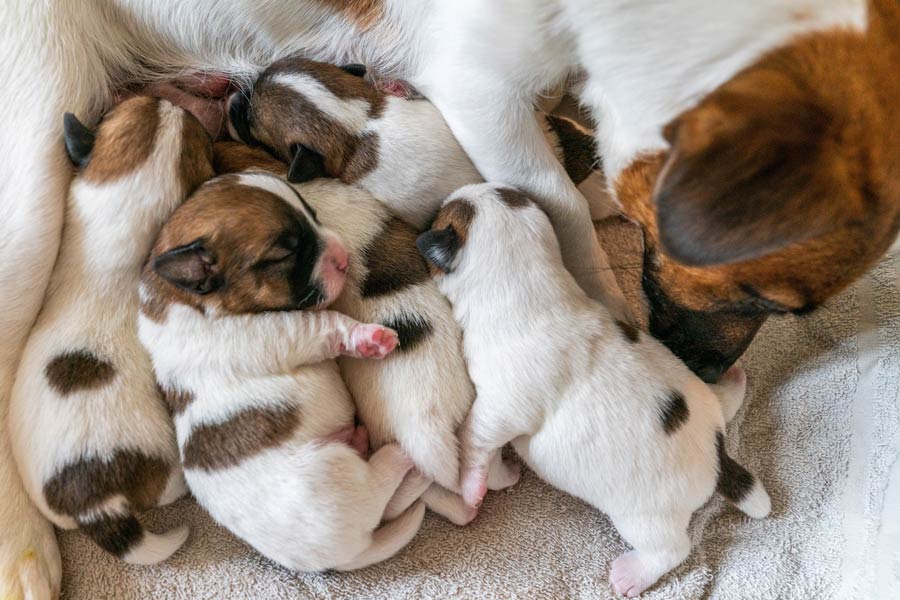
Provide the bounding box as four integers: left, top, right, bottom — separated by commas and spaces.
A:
82, 96, 160, 183
43, 450, 170, 517
45, 350, 116, 395
341, 132, 381, 183
658, 390, 689, 435
212, 141, 288, 177
79, 514, 145, 558
544, 114, 598, 185
314, 0, 384, 30
360, 217, 429, 297
614, 319, 640, 343
179, 111, 215, 194
159, 384, 195, 416
497, 187, 532, 209
182, 404, 300, 471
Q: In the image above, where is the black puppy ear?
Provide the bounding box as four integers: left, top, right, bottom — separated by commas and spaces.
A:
416, 227, 460, 274
152, 240, 221, 294
340, 64, 367, 77
227, 92, 253, 144
287, 144, 328, 183
63, 113, 95, 168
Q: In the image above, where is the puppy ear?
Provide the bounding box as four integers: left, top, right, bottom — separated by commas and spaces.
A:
227, 92, 253, 144
152, 240, 221, 294
340, 64, 367, 77
654, 69, 852, 266
63, 113, 95, 168
287, 144, 328, 183
416, 227, 460, 273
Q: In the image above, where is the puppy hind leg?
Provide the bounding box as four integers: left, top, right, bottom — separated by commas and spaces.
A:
421, 485, 478, 526
156, 467, 188, 506
608, 512, 692, 598
707, 366, 747, 424
382, 470, 431, 521
485, 450, 520, 492
365, 444, 416, 517
335, 501, 426, 572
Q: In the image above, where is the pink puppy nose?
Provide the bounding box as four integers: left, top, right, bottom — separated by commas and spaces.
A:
327, 240, 349, 273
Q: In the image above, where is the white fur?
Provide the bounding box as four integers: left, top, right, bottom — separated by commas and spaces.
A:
0, 1, 863, 592
432, 183, 769, 597
288, 178, 488, 525
8, 101, 192, 565
138, 175, 423, 572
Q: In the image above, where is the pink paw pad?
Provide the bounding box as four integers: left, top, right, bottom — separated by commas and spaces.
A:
609, 551, 653, 598
351, 325, 399, 359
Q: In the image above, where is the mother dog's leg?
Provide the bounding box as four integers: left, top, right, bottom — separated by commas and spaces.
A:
411, 77, 630, 321
0, 6, 115, 597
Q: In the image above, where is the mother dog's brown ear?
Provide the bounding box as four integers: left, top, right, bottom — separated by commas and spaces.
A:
654, 69, 859, 266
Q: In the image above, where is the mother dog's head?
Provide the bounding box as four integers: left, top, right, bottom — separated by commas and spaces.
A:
620, 7, 900, 382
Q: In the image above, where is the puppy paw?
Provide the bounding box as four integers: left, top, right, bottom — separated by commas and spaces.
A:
486, 458, 520, 491
0, 506, 61, 600
609, 551, 657, 598
460, 467, 488, 508
346, 324, 399, 359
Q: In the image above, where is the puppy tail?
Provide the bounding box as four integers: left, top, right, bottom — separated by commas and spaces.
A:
715, 432, 771, 519
335, 501, 426, 571
79, 512, 189, 565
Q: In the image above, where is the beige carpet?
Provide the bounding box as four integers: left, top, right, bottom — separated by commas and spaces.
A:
56, 213, 900, 599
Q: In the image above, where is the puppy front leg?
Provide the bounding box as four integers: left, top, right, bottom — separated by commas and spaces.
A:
457, 402, 524, 507
415, 81, 630, 321
221, 311, 398, 374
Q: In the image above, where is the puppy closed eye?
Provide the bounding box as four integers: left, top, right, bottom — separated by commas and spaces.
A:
255, 236, 300, 269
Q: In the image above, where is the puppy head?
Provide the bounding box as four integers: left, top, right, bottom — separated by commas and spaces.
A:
617, 28, 900, 381
147, 172, 349, 315
64, 96, 213, 191
417, 184, 547, 279
225, 57, 383, 184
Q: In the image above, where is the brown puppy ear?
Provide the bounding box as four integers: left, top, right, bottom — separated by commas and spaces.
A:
153, 240, 221, 294
654, 69, 854, 266
416, 227, 460, 273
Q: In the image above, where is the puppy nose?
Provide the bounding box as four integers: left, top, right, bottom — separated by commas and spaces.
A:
328, 241, 349, 273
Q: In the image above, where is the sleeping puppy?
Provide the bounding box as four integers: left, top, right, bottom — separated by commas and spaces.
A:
212, 142, 520, 525
138, 170, 425, 572
417, 183, 771, 597
225, 58, 612, 233
9, 96, 213, 564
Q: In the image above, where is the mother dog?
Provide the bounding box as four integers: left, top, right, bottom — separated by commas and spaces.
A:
2, 1, 898, 597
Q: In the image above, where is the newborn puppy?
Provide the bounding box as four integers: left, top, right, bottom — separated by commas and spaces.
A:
138, 171, 424, 572
226, 57, 606, 230
9, 96, 213, 564
211, 142, 519, 525
417, 183, 771, 598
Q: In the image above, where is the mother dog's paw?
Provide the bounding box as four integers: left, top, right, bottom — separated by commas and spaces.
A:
0, 507, 61, 600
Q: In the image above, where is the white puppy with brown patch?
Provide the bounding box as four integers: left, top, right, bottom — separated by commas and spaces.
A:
9, 96, 213, 566
225, 57, 610, 234
138, 170, 424, 572
211, 142, 519, 526
417, 183, 771, 598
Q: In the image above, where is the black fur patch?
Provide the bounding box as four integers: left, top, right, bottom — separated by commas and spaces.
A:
715, 431, 755, 503
79, 514, 144, 558
659, 390, 689, 435
383, 315, 433, 353
545, 114, 598, 185
615, 319, 640, 343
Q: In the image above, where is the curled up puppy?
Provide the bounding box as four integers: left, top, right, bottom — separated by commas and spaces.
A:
416, 184, 771, 597
226, 57, 610, 231
211, 142, 520, 526
9, 96, 213, 564
138, 170, 425, 572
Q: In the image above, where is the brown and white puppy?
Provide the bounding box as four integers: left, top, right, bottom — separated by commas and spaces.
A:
225, 57, 613, 245
138, 171, 425, 572
211, 142, 520, 525
9, 96, 213, 565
